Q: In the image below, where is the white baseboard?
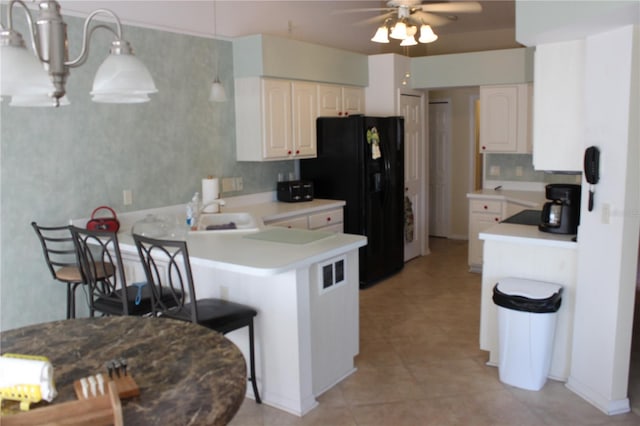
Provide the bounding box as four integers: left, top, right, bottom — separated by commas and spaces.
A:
566, 376, 631, 415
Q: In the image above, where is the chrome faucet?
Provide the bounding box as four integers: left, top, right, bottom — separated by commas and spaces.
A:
201, 199, 226, 214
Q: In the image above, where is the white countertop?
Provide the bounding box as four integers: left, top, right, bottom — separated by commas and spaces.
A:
479, 222, 577, 249
118, 229, 365, 276
467, 189, 545, 207
76, 196, 365, 277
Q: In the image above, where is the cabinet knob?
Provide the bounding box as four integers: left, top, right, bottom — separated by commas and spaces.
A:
338, 112, 343, 116
295, 149, 300, 154
482, 146, 487, 151
287, 150, 292, 155
494, 217, 499, 222
344, 112, 349, 116
326, 217, 331, 222
483, 205, 488, 210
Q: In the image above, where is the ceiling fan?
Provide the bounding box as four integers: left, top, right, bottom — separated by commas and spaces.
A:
337, 1, 483, 45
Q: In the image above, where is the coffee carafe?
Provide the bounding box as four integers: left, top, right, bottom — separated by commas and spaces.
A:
539, 184, 582, 234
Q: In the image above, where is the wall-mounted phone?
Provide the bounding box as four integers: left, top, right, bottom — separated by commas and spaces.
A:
584, 146, 600, 212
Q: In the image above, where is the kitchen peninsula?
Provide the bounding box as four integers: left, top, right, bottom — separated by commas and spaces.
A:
479, 222, 577, 382
75, 197, 366, 416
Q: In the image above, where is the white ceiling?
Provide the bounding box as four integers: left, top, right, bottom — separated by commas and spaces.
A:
54, 1, 517, 56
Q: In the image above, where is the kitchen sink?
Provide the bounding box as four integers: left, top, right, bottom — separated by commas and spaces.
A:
191, 212, 260, 233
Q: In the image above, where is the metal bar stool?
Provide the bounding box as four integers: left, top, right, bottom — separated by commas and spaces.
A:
31, 222, 86, 319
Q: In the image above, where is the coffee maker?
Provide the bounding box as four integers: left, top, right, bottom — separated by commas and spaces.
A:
539, 184, 582, 234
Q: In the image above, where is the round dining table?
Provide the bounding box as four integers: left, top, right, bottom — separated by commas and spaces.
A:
0, 316, 247, 425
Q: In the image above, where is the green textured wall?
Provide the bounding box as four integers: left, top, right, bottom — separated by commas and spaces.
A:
0, 10, 292, 330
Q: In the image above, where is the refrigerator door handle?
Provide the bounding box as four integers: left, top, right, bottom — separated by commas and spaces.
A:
380, 135, 392, 209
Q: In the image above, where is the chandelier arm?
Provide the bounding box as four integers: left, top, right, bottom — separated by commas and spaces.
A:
66, 8, 123, 68
69, 24, 119, 68
7, 0, 45, 62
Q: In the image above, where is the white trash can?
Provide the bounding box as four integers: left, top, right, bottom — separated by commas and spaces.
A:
493, 278, 563, 391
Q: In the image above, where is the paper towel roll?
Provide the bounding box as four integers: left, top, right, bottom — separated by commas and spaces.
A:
202, 176, 220, 213
0, 355, 58, 401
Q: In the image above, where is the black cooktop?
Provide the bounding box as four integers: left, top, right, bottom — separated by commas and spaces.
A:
501, 209, 542, 226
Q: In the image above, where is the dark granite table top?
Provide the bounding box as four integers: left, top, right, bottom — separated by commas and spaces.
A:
0, 316, 246, 425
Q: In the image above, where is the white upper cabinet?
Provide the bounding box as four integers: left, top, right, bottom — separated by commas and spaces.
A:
317, 84, 364, 117
479, 84, 532, 154
235, 78, 317, 161
532, 40, 585, 172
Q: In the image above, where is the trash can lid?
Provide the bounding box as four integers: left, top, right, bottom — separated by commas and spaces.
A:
493, 278, 563, 313
496, 278, 562, 299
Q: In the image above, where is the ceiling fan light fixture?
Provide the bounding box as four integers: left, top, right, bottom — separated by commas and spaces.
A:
389, 21, 408, 40
400, 34, 418, 46
419, 24, 438, 43
371, 26, 389, 43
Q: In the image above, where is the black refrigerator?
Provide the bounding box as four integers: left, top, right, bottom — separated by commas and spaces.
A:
300, 115, 404, 288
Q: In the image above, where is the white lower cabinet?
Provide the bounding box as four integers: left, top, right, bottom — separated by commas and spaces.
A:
468, 200, 503, 270
468, 198, 528, 271
265, 208, 344, 232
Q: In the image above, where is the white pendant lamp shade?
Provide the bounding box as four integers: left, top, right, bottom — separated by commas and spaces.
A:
371, 26, 389, 43
209, 79, 227, 102
419, 25, 438, 43
90, 53, 157, 98
0, 44, 55, 97
400, 35, 418, 46
389, 22, 408, 40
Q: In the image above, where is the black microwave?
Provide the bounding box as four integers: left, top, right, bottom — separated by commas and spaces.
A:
277, 180, 314, 202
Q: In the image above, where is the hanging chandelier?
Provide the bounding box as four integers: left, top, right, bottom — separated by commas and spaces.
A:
0, 0, 157, 107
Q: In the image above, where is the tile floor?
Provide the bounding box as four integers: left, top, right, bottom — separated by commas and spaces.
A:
230, 238, 640, 425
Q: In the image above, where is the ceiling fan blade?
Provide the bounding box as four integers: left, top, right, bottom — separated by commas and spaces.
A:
332, 7, 394, 15
353, 11, 395, 27
410, 11, 452, 27
420, 2, 483, 14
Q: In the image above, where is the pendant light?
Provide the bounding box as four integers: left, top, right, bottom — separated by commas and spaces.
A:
0, 0, 157, 107
209, 1, 227, 103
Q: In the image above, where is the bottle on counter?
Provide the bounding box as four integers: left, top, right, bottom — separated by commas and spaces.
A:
186, 192, 200, 230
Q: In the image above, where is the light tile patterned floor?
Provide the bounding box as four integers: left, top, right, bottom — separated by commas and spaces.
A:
230, 238, 640, 425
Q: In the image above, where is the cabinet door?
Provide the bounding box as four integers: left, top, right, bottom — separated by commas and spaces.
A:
468, 199, 503, 269
342, 87, 364, 116
263, 79, 292, 159
480, 85, 518, 153
292, 81, 317, 158
532, 40, 585, 171
468, 213, 502, 268
317, 84, 343, 117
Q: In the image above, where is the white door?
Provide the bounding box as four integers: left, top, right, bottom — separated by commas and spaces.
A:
429, 100, 452, 237
401, 94, 423, 261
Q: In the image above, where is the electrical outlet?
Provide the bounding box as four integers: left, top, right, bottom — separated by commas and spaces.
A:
515, 166, 524, 177
222, 177, 235, 192
220, 286, 229, 300
489, 166, 501, 176
123, 189, 133, 206
235, 177, 243, 191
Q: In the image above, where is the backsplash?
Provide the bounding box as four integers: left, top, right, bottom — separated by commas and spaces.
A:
484, 154, 582, 184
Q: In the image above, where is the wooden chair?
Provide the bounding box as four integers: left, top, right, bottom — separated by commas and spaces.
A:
70, 226, 153, 317
31, 222, 90, 319
132, 233, 262, 403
